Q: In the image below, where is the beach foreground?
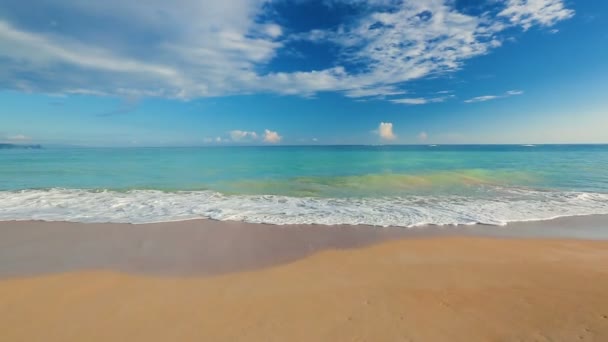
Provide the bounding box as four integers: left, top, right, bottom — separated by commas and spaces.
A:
1, 219, 608, 341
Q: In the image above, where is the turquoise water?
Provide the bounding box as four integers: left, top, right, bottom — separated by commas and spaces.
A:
1, 145, 608, 226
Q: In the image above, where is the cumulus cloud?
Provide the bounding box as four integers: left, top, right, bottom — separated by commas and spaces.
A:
263, 129, 282, 143
377, 122, 397, 141
0, 1, 573, 100
464, 89, 524, 103
229, 130, 258, 142
207, 129, 282, 144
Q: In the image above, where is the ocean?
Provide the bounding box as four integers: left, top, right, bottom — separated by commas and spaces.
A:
1, 145, 608, 227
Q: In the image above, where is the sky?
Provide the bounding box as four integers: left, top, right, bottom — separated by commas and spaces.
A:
0, 0, 607, 146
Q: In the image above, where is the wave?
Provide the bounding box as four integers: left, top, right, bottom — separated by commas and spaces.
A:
1, 188, 608, 227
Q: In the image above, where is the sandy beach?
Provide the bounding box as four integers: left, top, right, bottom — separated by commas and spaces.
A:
1, 217, 608, 341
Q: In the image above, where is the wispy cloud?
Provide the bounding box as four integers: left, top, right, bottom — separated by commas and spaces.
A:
390, 95, 453, 105
506, 90, 524, 96
343, 86, 407, 98
498, 0, 574, 31
464, 95, 501, 103
391, 98, 431, 105
464, 90, 524, 103
2, 134, 31, 142
0, 1, 573, 100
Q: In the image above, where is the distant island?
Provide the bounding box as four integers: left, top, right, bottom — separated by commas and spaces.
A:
0, 143, 42, 149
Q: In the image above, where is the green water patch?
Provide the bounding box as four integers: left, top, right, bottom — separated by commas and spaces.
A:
213, 169, 542, 197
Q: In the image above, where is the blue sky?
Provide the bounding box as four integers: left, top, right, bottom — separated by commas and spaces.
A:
0, 0, 607, 146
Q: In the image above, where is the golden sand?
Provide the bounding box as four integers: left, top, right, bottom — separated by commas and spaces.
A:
1, 237, 608, 341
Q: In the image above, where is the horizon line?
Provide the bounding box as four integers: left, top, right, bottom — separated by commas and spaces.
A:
8, 143, 608, 149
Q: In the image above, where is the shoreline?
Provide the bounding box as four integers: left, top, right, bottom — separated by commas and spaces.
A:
3, 211, 608, 233
1, 214, 607, 278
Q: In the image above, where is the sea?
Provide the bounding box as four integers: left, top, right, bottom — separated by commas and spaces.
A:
1, 145, 608, 227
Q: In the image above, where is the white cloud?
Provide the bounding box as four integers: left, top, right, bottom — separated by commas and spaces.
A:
499, 0, 574, 31
506, 89, 524, 95
229, 130, 258, 142
465, 90, 524, 103
0, 134, 32, 144
281, 0, 572, 99
0, 1, 573, 99
0, 20, 185, 97
391, 98, 429, 105
0, 0, 281, 98
464, 95, 500, 103
263, 129, 282, 143
343, 86, 407, 98
263, 24, 283, 38
390, 95, 451, 105
6, 134, 30, 141
206, 129, 281, 144
377, 122, 397, 141
418, 131, 428, 141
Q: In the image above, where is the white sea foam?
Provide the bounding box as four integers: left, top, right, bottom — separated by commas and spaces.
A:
1, 188, 608, 227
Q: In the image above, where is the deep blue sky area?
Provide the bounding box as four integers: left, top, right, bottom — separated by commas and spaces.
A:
1, 0, 607, 146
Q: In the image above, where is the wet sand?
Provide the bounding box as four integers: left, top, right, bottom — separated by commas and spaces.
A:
1, 216, 608, 341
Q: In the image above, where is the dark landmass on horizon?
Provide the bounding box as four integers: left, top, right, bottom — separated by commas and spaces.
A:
0, 143, 42, 149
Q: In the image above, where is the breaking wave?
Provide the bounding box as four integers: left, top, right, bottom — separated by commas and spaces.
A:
1, 187, 608, 227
